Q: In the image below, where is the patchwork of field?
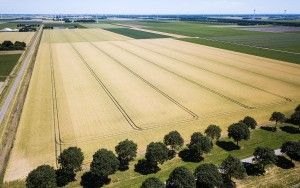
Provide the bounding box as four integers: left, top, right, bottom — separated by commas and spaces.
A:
110, 21, 300, 63
0, 32, 34, 44
4, 28, 300, 181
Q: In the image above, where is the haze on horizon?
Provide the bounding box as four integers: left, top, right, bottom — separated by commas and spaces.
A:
0, 0, 299, 15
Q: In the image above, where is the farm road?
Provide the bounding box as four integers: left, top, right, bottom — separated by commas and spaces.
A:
0, 26, 43, 124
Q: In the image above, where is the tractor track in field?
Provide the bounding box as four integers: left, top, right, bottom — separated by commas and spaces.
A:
52, 96, 290, 145
178, 38, 300, 76
127, 40, 293, 103
107, 42, 253, 110
48, 32, 62, 166
147, 40, 300, 88
60, 31, 142, 132
73, 31, 198, 118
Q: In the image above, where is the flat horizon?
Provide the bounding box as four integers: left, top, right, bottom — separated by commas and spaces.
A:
0, 0, 299, 14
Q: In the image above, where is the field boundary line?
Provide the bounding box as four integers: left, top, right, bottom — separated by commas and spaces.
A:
195, 36, 300, 55
59, 31, 142, 132
147, 39, 300, 88
48, 32, 62, 167
109, 42, 253, 110
145, 39, 300, 77
128, 40, 293, 103
57, 118, 196, 145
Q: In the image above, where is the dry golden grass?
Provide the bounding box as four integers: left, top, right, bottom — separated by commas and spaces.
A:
237, 163, 300, 188
4, 29, 300, 182
0, 32, 34, 44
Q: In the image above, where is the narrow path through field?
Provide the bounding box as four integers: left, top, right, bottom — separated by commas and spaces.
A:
48, 32, 62, 167
60, 31, 142, 131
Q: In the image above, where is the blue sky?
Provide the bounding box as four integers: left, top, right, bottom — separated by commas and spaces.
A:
0, 0, 299, 14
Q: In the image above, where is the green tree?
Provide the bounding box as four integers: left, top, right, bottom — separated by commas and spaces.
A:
141, 177, 165, 188
26, 165, 56, 188
56, 168, 76, 187
145, 142, 169, 166
194, 163, 223, 188
58, 147, 84, 172
220, 155, 246, 181
166, 167, 196, 188
290, 111, 300, 130
281, 141, 300, 162
204, 125, 222, 140
269, 112, 285, 126
253, 147, 277, 172
164, 131, 184, 150
187, 132, 213, 161
115, 139, 137, 170
90, 149, 120, 178
227, 123, 250, 147
241, 116, 257, 129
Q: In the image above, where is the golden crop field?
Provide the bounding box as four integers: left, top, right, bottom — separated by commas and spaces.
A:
4, 28, 300, 182
0, 32, 34, 44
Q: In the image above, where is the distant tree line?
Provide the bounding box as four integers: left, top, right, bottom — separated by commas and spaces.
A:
74, 19, 96, 23
175, 17, 300, 27
0, 40, 26, 51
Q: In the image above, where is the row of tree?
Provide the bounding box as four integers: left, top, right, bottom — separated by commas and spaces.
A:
0, 40, 26, 51
141, 140, 300, 188
25, 105, 300, 187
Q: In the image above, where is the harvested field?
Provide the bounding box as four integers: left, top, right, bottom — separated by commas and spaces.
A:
0, 32, 34, 44
4, 28, 300, 182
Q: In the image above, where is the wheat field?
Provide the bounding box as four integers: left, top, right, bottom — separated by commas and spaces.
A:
4, 28, 300, 182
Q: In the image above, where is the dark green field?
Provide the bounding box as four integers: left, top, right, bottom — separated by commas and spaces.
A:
111, 21, 300, 64
105, 28, 169, 39
0, 23, 19, 30
0, 54, 21, 81
44, 22, 86, 29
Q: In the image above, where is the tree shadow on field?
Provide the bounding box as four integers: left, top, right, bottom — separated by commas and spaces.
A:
178, 148, 204, 162
80, 171, 110, 188
216, 141, 240, 151
280, 126, 300, 134
260, 126, 277, 132
134, 159, 160, 175
243, 162, 265, 176
276, 156, 295, 169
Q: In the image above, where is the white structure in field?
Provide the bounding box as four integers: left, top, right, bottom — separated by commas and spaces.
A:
0, 28, 18, 32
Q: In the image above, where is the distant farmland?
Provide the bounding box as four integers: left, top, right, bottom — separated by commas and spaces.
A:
4, 28, 300, 182
0, 32, 34, 44
107, 21, 300, 64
